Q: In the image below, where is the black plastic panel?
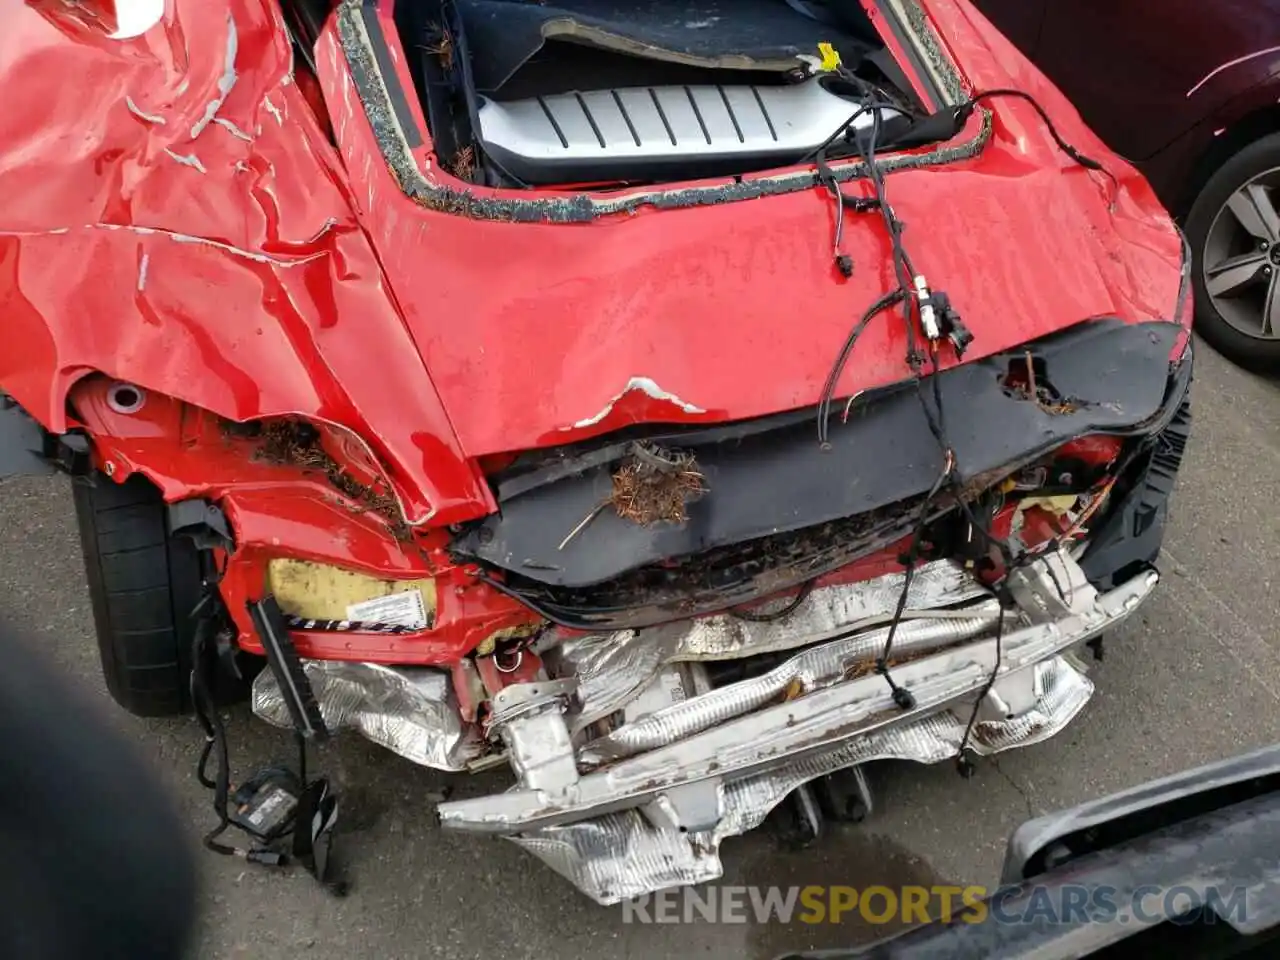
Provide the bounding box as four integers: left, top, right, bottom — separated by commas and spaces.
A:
454, 319, 1189, 589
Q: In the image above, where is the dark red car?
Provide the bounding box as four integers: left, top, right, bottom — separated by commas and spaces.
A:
975, 0, 1280, 371
1, 0, 1192, 902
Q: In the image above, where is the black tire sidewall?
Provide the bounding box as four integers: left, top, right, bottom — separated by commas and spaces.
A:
1185, 131, 1280, 373
72, 474, 201, 717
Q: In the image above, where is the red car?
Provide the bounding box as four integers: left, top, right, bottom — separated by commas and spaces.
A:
975, 0, 1280, 372
1, 0, 1191, 901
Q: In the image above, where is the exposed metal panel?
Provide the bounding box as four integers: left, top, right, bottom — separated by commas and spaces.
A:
436, 559, 1158, 834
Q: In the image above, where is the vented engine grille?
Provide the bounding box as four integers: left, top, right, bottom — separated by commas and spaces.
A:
476, 79, 900, 183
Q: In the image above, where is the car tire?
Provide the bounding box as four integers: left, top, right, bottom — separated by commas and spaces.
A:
1184, 132, 1280, 373
72, 473, 207, 717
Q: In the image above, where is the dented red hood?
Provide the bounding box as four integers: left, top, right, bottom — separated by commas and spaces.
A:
1, 0, 1184, 528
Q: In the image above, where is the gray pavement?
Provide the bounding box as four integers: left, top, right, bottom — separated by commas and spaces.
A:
1, 339, 1278, 959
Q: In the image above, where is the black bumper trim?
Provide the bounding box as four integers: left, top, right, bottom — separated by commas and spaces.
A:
1079, 372, 1192, 591
456, 319, 1189, 591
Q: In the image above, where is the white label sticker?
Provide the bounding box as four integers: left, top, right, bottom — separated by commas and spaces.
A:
345, 590, 429, 629
659, 668, 687, 706
245, 787, 295, 829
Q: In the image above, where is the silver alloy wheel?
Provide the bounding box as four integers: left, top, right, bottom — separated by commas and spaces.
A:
1203, 167, 1280, 340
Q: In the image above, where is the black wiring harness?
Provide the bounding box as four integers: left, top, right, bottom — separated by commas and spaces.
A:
811, 73, 1117, 774
730, 579, 818, 622
189, 590, 347, 893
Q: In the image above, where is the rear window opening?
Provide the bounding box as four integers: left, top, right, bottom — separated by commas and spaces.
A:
391, 0, 927, 190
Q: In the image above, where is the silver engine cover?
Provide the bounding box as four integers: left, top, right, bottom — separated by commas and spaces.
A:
475, 79, 901, 183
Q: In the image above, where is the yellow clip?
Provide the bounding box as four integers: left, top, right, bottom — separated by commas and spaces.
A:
817, 42, 842, 72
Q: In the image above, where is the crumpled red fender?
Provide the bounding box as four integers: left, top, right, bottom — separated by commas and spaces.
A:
2, 0, 491, 525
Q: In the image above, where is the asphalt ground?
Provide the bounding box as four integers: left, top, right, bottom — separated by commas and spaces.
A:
1, 339, 1277, 959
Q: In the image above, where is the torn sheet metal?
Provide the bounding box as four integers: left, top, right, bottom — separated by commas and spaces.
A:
189, 17, 239, 138
555, 559, 988, 729
162, 148, 208, 173
566, 377, 707, 431
251, 660, 482, 771
511, 655, 1093, 905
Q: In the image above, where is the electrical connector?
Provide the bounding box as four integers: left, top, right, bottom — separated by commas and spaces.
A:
912, 276, 940, 340
948, 318, 974, 356
917, 287, 975, 357
246, 848, 286, 866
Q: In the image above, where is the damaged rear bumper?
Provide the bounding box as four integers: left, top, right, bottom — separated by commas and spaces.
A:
426, 552, 1154, 902
247, 336, 1190, 904
452, 318, 1187, 630
252, 546, 1161, 904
